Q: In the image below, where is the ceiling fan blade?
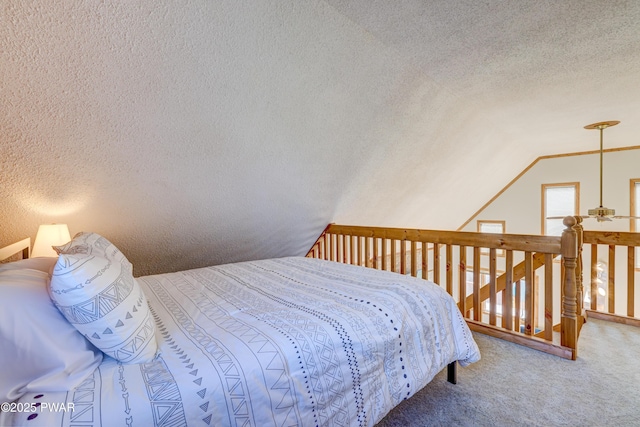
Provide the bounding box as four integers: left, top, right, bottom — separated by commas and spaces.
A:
546, 215, 597, 220
545, 214, 639, 221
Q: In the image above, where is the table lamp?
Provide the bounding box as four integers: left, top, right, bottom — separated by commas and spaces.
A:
31, 224, 71, 257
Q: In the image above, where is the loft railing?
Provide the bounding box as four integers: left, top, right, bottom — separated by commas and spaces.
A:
581, 227, 640, 326
306, 217, 584, 360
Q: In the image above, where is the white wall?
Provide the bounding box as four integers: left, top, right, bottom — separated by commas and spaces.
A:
460, 147, 640, 234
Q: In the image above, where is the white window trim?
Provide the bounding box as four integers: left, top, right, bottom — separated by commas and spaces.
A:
541, 182, 580, 236
477, 220, 506, 256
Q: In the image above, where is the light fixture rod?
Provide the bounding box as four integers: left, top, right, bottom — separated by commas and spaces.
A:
584, 120, 619, 211
599, 126, 603, 208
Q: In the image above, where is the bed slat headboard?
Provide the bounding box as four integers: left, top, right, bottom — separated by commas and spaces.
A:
0, 238, 31, 261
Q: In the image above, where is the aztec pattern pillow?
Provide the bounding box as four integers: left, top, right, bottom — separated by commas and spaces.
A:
49, 233, 158, 364
52, 231, 132, 274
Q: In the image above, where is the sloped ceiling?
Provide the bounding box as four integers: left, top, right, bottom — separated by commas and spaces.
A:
2, 1, 639, 275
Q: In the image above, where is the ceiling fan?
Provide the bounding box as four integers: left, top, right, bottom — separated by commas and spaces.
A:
549, 120, 639, 222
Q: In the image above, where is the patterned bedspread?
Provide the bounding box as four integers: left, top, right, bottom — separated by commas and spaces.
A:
3, 257, 480, 427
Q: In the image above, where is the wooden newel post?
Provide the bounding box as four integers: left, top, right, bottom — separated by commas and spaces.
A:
561, 216, 579, 359
574, 216, 585, 327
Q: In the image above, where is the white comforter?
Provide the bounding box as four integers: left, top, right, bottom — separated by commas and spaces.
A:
3, 257, 480, 427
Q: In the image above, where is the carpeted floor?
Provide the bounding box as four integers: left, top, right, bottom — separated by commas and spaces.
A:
376, 318, 640, 427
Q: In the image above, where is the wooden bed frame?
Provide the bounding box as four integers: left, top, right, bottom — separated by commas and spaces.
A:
0, 237, 30, 261
306, 216, 585, 360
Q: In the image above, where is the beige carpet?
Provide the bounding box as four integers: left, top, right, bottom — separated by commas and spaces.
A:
376, 318, 640, 427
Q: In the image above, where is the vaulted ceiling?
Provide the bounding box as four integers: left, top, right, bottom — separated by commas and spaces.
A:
2, 1, 639, 275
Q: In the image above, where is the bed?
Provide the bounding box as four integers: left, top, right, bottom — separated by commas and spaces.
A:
0, 233, 480, 427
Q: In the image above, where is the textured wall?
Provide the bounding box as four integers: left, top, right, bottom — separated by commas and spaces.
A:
2, 1, 640, 275
1, 1, 406, 275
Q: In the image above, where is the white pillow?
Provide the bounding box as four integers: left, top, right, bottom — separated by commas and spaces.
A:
53, 231, 132, 274
0, 257, 57, 274
49, 250, 158, 364
0, 268, 103, 403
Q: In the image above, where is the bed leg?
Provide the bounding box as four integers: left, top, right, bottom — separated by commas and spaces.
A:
447, 361, 457, 384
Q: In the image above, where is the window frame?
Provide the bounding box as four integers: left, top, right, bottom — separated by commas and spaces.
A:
477, 220, 506, 256
541, 182, 580, 236
631, 179, 640, 270
631, 179, 640, 232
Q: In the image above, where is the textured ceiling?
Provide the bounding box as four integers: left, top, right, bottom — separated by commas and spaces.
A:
2, 1, 640, 275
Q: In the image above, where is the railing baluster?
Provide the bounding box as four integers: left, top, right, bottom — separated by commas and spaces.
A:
333, 233, 338, 262
591, 244, 598, 310
364, 236, 370, 268
400, 240, 407, 275
629, 246, 635, 318
504, 250, 514, 331
515, 279, 522, 332
434, 243, 441, 287
459, 246, 466, 312
544, 253, 553, 341
446, 244, 453, 296
391, 239, 397, 273
351, 235, 357, 266
524, 251, 533, 335
608, 245, 615, 313
324, 233, 329, 260
372, 238, 379, 269
410, 241, 417, 277
382, 239, 388, 271
422, 242, 428, 280
489, 248, 497, 326
473, 247, 480, 321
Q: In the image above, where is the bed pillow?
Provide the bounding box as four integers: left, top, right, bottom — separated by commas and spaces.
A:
53, 231, 132, 274
0, 268, 103, 403
0, 257, 57, 274
49, 251, 158, 364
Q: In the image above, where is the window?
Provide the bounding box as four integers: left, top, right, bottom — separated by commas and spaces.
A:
542, 183, 579, 236
477, 220, 505, 255
477, 220, 505, 234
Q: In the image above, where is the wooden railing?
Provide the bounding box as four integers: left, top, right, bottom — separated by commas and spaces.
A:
306, 218, 584, 360
581, 228, 640, 326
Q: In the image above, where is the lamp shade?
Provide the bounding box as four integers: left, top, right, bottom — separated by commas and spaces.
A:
31, 224, 71, 257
